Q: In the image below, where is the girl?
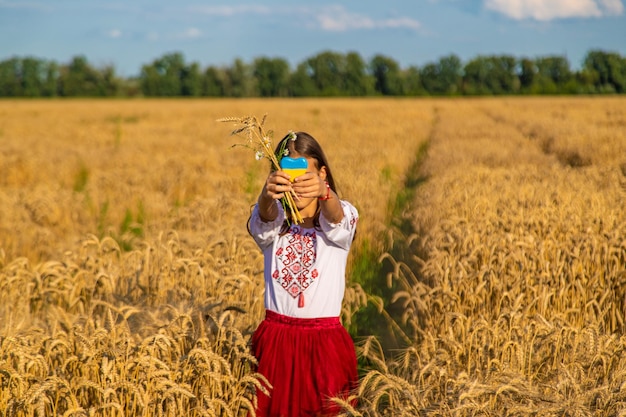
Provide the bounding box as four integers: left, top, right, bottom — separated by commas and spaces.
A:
248, 131, 359, 417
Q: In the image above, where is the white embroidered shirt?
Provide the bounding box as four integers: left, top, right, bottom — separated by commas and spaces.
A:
249, 200, 359, 318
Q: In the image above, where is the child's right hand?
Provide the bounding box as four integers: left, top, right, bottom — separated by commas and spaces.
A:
263, 171, 293, 200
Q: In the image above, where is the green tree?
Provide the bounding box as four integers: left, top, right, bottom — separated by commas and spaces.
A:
100, 65, 121, 96
181, 62, 202, 96
0, 57, 21, 96
202, 66, 226, 96
575, 67, 598, 94
42, 61, 59, 97
344, 52, 373, 96
293, 51, 373, 96
535, 56, 572, 94
462, 56, 491, 95
140, 52, 185, 96
402, 66, 425, 96
289, 63, 317, 97
4, 48, 624, 98
370, 54, 402, 95
519, 58, 536, 93
225, 58, 256, 97
583, 50, 626, 93
301, 51, 346, 96
438, 54, 463, 95
463, 55, 518, 95
421, 54, 462, 95
20, 57, 45, 97
58, 55, 107, 96
253, 57, 290, 97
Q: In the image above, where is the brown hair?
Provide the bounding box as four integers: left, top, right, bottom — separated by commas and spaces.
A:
275, 131, 337, 230
276, 131, 336, 191
247, 131, 338, 235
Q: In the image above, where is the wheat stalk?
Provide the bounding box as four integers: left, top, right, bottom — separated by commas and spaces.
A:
218, 114, 304, 224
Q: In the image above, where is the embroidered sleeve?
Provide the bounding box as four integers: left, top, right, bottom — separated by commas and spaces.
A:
249, 201, 285, 249
319, 200, 359, 250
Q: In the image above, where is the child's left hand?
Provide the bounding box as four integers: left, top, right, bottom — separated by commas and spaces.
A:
292, 173, 326, 199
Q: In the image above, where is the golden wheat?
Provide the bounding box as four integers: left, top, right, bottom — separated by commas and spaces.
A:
1, 97, 625, 416
368, 97, 626, 416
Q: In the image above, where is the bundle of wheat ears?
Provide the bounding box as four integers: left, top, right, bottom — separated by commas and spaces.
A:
218, 114, 304, 224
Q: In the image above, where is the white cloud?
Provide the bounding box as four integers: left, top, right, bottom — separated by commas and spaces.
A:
382, 17, 421, 30
177, 27, 203, 39
145, 28, 203, 42
187, 4, 420, 33
106, 29, 123, 39
189, 5, 270, 17
317, 6, 375, 31
315, 5, 420, 32
484, 0, 624, 20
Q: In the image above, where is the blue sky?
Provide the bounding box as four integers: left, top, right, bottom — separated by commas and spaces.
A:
1, 0, 625, 77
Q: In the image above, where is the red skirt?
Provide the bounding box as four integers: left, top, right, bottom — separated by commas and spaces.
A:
251, 310, 358, 417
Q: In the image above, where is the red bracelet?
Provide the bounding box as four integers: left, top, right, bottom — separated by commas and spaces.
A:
319, 181, 331, 201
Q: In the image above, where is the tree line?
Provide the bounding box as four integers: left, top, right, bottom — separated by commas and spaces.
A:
1, 49, 625, 98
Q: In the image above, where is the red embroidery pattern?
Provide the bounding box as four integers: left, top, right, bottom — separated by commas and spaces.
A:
273, 227, 318, 301
350, 213, 358, 228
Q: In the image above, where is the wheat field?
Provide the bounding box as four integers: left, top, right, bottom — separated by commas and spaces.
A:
1, 97, 625, 416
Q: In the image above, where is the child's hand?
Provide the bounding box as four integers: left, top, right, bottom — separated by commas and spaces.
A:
264, 171, 293, 200
292, 173, 326, 199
